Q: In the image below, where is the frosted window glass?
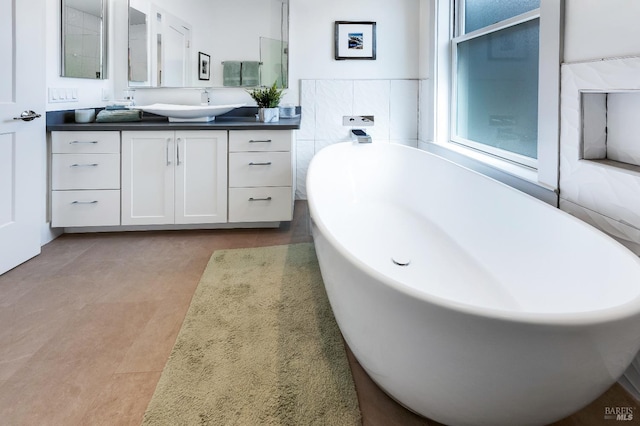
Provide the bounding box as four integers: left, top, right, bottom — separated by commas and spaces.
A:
464, 0, 539, 33
455, 20, 539, 158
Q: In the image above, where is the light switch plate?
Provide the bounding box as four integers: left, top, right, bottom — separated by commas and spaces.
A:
48, 87, 79, 103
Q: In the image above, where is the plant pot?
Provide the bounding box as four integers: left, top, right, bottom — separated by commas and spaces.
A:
258, 107, 279, 123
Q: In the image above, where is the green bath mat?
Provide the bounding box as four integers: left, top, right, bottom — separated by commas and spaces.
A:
141, 243, 361, 425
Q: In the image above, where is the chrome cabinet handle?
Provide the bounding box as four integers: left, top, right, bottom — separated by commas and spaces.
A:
69, 140, 98, 144
70, 163, 98, 167
13, 110, 42, 121
248, 162, 272, 166
176, 138, 181, 165
248, 139, 272, 143
249, 197, 272, 201
71, 200, 98, 204
166, 138, 172, 165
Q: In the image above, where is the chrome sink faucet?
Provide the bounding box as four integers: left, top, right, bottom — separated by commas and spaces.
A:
200, 88, 211, 105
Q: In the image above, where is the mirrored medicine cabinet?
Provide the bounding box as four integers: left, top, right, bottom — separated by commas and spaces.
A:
61, 0, 108, 79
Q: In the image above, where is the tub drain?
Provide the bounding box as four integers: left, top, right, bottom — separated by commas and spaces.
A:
391, 256, 411, 267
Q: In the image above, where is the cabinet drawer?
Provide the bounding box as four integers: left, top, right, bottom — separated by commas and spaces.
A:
228, 187, 293, 223
52, 154, 120, 190
229, 130, 292, 152
229, 152, 292, 187
51, 190, 121, 227
52, 131, 120, 154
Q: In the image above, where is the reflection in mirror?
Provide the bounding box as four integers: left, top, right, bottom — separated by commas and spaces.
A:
127, 0, 288, 88
261, 37, 288, 88
128, 7, 147, 82
61, 0, 107, 79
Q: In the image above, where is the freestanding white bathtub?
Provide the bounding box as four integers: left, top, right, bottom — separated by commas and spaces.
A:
306, 142, 640, 426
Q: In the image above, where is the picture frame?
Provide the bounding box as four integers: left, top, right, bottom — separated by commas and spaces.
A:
334, 21, 376, 60
198, 52, 211, 80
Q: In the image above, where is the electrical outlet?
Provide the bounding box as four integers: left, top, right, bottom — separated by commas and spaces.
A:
343, 115, 374, 126
101, 88, 110, 101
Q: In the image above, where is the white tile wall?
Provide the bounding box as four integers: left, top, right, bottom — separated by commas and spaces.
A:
390, 80, 419, 141
315, 80, 355, 142
560, 57, 640, 233
354, 80, 390, 141
560, 56, 640, 395
296, 79, 420, 199
418, 79, 433, 144
298, 81, 316, 141
607, 93, 640, 166
560, 199, 640, 256
581, 93, 607, 160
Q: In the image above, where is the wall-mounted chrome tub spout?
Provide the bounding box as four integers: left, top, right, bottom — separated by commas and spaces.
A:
351, 129, 372, 143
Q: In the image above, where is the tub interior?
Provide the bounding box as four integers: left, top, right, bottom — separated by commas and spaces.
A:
308, 143, 640, 315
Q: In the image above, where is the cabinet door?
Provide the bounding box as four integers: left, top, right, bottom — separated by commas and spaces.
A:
175, 131, 228, 224
121, 131, 175, 225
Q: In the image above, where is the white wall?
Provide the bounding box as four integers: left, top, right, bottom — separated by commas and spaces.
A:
289, 0, 420, 84
564, 0, 640, 63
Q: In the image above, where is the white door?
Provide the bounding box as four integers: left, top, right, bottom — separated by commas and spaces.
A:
121, 131, 175, 225
0, 0, 45, 274
175, 131, 228, 224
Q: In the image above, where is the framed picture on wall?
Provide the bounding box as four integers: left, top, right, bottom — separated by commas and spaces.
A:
334, 21, 376, 60
198, 52, 211, 80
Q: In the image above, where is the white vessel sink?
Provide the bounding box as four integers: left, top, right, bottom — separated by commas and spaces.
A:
134, 103, 245, 122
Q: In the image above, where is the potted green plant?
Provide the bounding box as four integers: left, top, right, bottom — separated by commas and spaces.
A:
247, 81, 285, 122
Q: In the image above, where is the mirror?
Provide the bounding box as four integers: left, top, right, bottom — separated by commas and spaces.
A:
61, 0, 108, 79
127, 0, 289, 88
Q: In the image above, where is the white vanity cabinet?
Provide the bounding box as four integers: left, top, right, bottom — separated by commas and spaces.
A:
50, 131, 121, 227
228, 130, 295, 222
121, 130, 228, 225
49, 126, 295, 230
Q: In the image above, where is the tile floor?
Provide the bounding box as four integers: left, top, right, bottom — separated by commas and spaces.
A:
0, 201, 636, 425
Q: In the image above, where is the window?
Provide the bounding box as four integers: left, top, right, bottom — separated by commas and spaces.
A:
453, 0, 540, 167
434, 0, 562, 188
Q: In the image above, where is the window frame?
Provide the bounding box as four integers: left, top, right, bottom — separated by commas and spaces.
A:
433, 0, 563, 189
451, 8, 540, 169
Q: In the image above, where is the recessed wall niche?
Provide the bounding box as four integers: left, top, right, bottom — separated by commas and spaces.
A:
582, 91, 640, 169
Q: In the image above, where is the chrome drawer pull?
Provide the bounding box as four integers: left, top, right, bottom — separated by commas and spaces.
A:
70, 163, 99, 167
249, 197, 272, 202
248, 162, 272, 166
71, 200, 98, 204
69, 140, 98, 144
248, 139, 272, 143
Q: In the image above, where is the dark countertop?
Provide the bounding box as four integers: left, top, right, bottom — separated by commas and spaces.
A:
46, 107, 301, 131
